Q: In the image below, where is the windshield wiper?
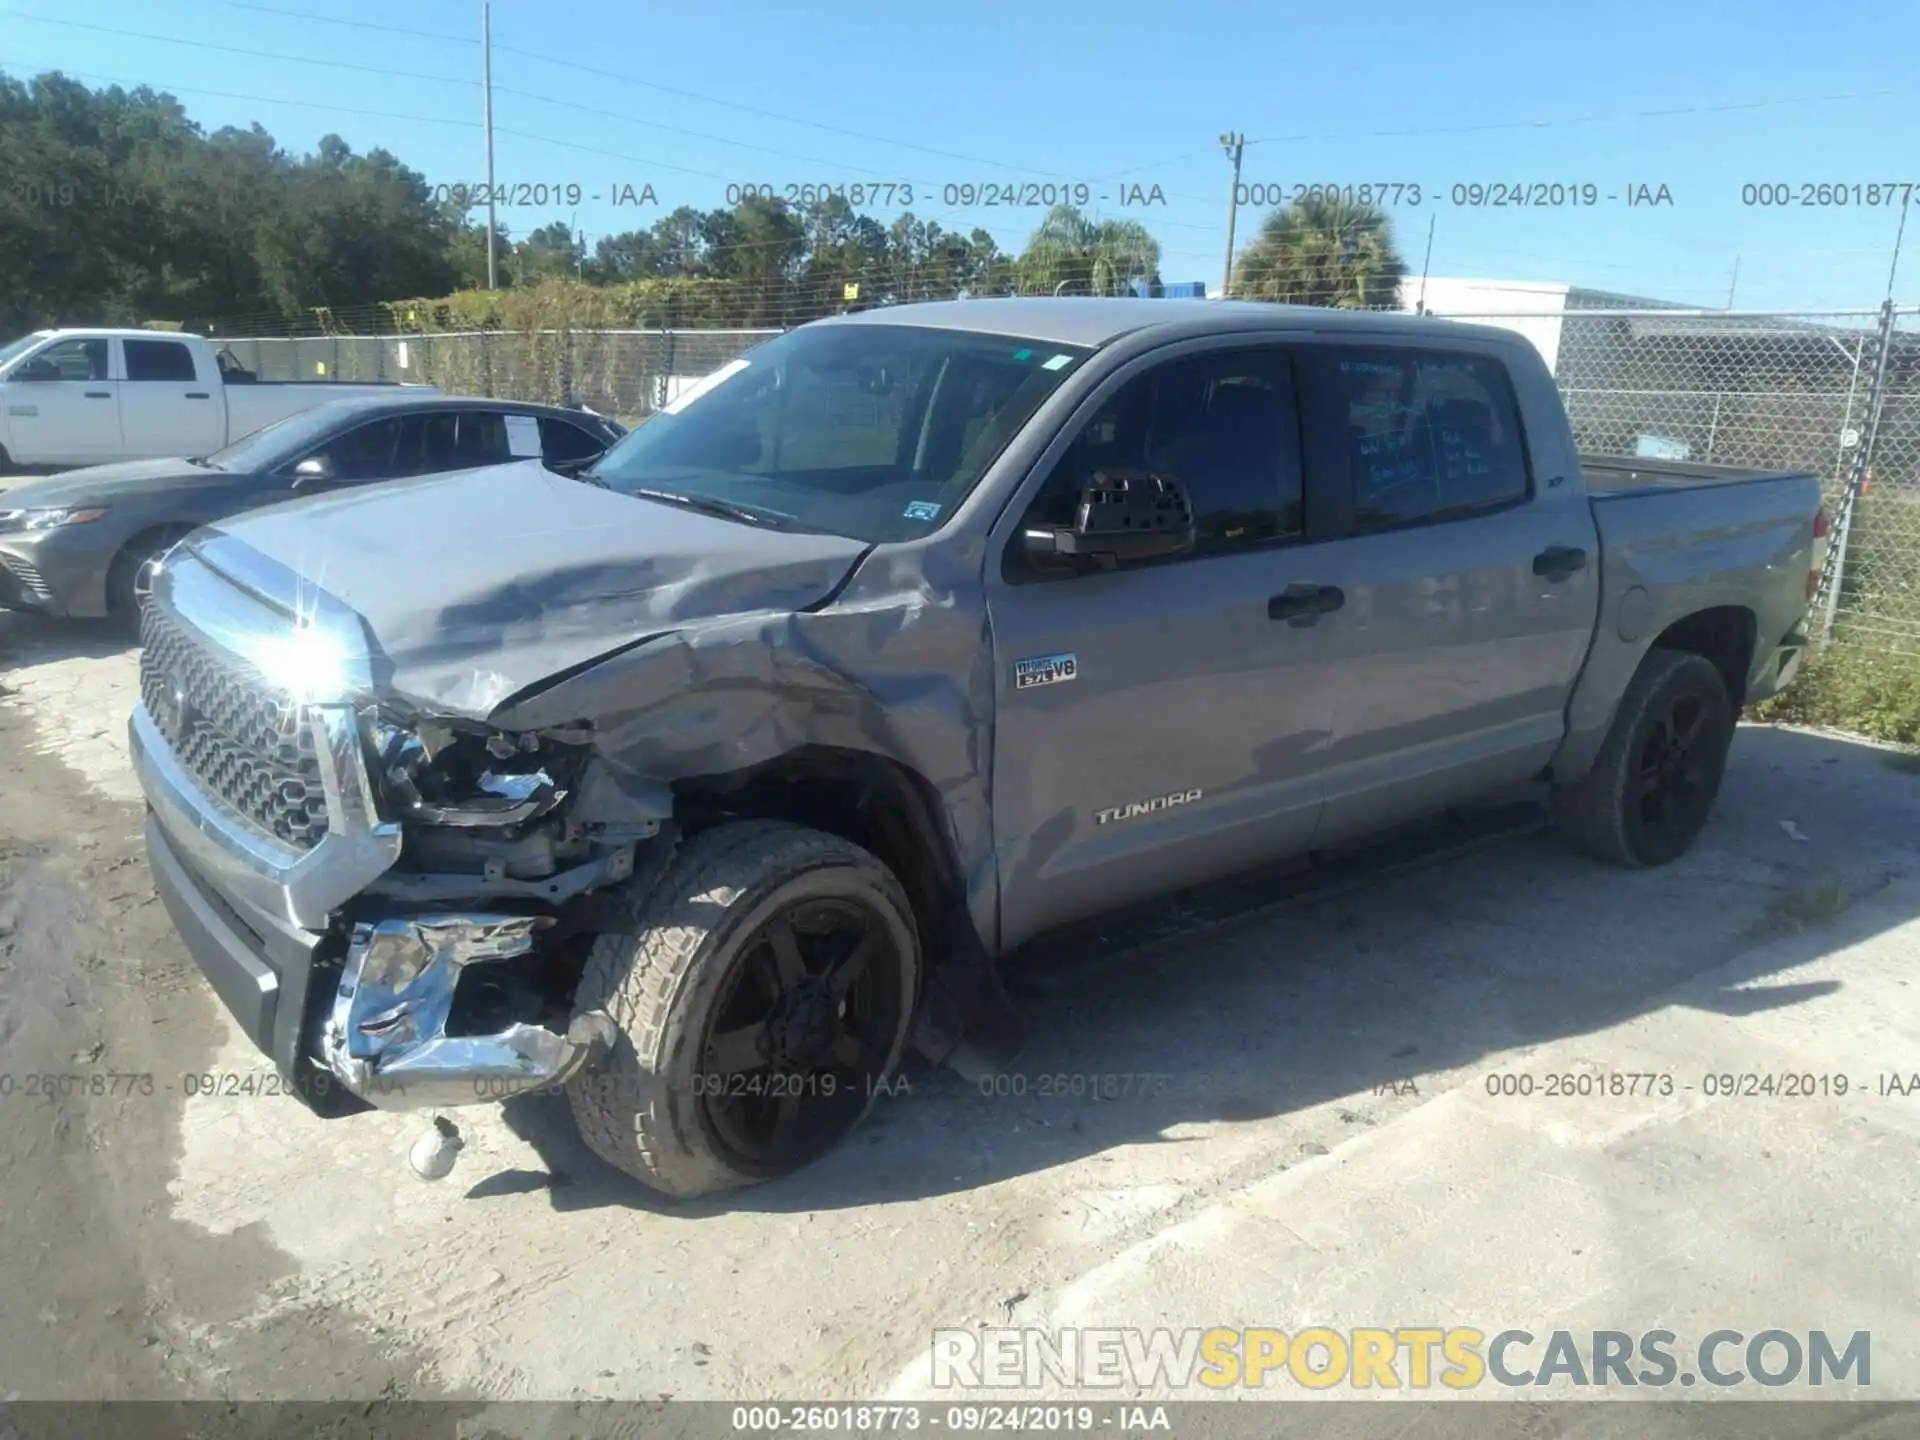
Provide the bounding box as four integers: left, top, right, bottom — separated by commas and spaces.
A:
632, 487, 787, 529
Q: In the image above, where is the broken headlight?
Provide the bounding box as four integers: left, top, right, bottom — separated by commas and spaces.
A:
371, 717, 586, 828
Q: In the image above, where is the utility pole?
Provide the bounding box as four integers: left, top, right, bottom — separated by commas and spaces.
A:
1415, 214, 1436, 313
1885, 199, 1910, 301
1725, 256, 1740, 309
482, 0, 498, 291
1219, 132, 1245, 299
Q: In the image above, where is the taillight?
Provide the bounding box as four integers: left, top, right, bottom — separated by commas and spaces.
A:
1808, 504, 1832, 600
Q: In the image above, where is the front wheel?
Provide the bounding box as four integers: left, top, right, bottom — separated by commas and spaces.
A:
1555, 647, 1736, 868
106, 528, 192, 631
566, 820, 921, 1198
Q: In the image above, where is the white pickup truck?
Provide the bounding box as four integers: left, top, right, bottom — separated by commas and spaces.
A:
0, 328, 438, 471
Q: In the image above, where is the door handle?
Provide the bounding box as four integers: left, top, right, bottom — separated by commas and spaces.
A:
1268, 584, 1346, 623
84, 391, 112, 399
1533, 545, 1588, 581
184, 391, 210, 400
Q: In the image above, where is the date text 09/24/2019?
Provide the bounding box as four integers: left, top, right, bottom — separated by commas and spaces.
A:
1230, 182, 1675, 208
1472, 1071, 1920, 1099
419, 181, 1173, 209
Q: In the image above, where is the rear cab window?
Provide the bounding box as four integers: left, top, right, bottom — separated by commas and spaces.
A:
1319, 348, 1531, 530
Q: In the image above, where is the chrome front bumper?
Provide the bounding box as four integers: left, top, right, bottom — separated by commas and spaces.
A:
133, 541, 608, 1113
320, 915, 611, 1111
138, 707, 607, 1110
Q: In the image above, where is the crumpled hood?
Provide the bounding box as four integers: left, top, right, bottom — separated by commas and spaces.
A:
192, 459, 872, 717
0, 457, 210, 507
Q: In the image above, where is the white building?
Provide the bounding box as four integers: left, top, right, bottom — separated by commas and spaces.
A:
1398, 276, 1681, 374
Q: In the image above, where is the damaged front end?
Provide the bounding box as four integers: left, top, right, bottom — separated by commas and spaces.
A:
322, 914, 616, 1110
313, 712, 673, 1110
129, 535, 679, 1116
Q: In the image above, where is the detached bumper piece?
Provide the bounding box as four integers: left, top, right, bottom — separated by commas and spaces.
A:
319, 914, 611, 1110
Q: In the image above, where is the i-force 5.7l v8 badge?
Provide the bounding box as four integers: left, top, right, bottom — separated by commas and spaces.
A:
1015, 653, 1078, 689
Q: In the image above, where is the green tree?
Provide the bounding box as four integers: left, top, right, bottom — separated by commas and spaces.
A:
1015, 205, 1161, 297
585, 227, 667, 284
513, 221, 584, 283
0, 71, 461, 331
1229, 195, 1407, 308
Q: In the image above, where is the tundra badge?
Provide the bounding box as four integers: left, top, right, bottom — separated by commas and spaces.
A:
1015, 652, 1078, 689
1095, 789, 1204, 825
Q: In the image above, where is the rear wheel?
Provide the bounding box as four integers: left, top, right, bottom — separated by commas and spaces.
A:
566, 821, 920, 1198
1555, 647, 1736, 867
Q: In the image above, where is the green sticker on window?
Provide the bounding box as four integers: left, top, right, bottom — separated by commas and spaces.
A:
1011, 348, 1033, 361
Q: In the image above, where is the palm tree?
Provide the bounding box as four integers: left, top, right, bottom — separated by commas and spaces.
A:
1016, 205, 1162, 297
1229, 195, 1407, 308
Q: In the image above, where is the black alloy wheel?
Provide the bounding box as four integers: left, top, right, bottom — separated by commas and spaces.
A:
695, 894, 908, 1171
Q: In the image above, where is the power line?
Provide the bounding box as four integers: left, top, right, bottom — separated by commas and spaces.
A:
6, 56, 1224, 263
6, 12, 1218, 213
1091, 83, 1920, 184
492, 40, 1221, 206
200, 0, 474, 45
8, 14, 477, 87
24, 0, 1216, 201
6, 64, 494, 130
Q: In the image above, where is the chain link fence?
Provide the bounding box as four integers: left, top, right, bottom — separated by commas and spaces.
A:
210, 329, 781, 424
214, 302, 1920, 657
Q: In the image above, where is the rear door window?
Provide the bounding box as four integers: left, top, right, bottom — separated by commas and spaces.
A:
1322, 349, 1530, 529
123, 339, 199, 382
416, 410, 517, 473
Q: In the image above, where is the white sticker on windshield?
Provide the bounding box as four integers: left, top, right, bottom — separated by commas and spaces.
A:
504, 413, 542, 457
661, 358, 750, 415
1042, 354, 1074, 371
903, 500, 941, 521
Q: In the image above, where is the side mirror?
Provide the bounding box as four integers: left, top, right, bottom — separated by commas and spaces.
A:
16, 359, 61, 383
1025, 468, 1196, 570
292, 455, 334, 486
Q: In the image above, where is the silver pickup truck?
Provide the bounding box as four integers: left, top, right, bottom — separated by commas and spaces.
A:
129, 299, 1826, 1197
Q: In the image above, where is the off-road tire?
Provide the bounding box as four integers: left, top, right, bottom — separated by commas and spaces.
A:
565, 820, 921, 1198
1554, 647, 1736, 868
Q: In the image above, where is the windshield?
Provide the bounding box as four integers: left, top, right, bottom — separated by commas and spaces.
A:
0, 333, 51, 375
203, 401, 368, 471
588, 323, 1092, 543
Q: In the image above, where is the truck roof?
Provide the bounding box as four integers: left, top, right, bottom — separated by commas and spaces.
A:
821, 297, 1522, 350
17, 328, 209, 340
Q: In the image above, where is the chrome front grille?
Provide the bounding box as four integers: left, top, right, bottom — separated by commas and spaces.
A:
138, 600, 332, 849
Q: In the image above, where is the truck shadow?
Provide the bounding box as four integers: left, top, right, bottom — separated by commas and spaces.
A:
482, 722, 1920, 1217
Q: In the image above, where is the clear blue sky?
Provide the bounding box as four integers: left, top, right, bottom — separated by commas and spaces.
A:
6, 0, 1919, 311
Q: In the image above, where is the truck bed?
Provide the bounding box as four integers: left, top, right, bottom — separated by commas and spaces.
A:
1581, 455, 1817, 497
